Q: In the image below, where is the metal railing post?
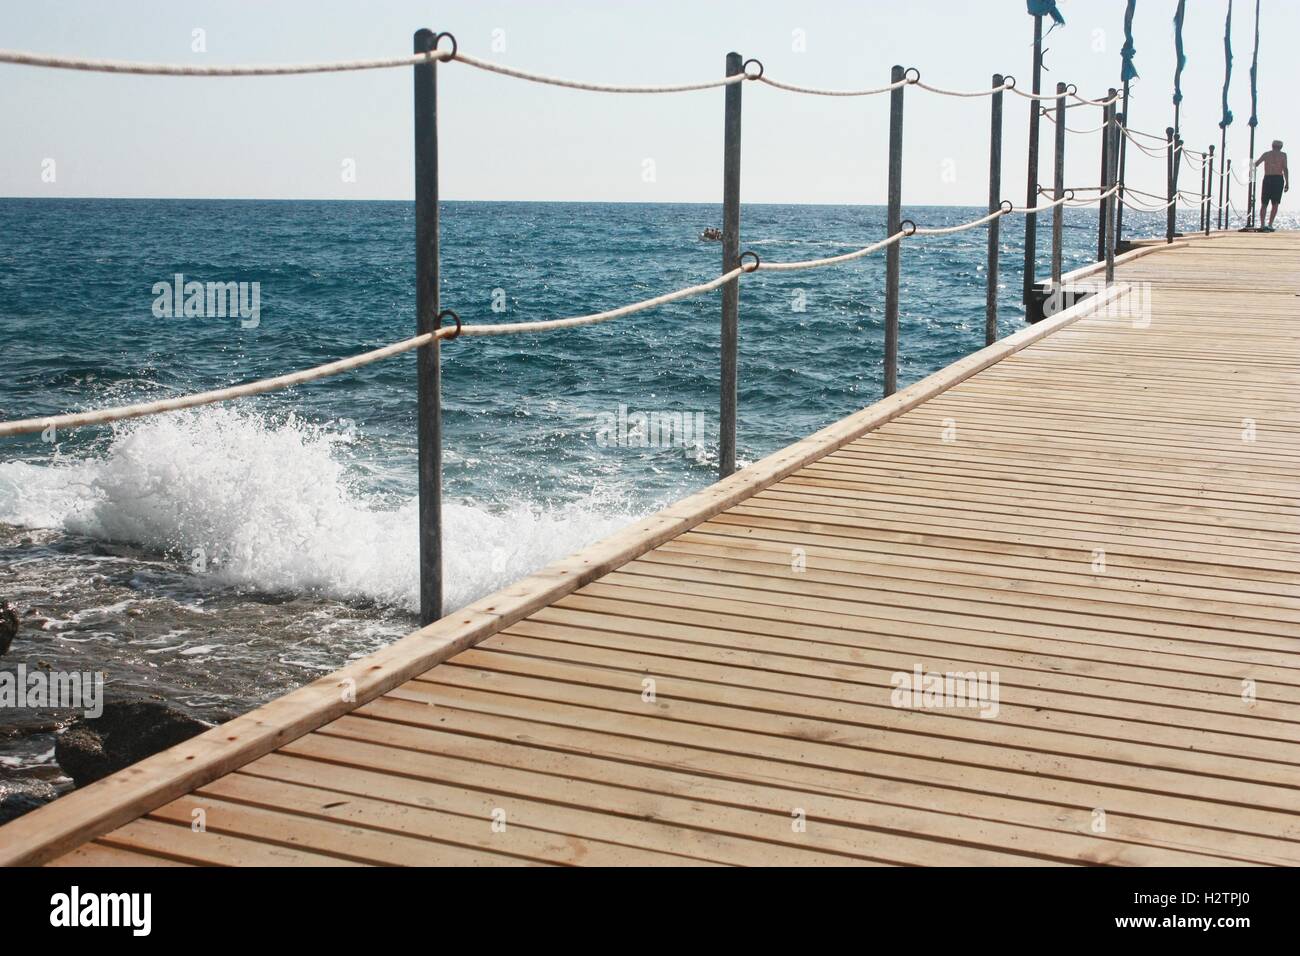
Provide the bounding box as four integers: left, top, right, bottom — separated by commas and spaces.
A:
1165, 127, 1177, 243
1224, 159, 1233, 230
1174, 134, 1184, 200
1105, 101, 1119, 283
985, 73, 1004, 347
1115, 81, 1132, 246
719, 52, 743, 479
1205, 145, 1215, 235
1051, 82, 1066, 287
1198, 150, 1208, 231
1114, 109, 1128, 246
1097, 88, 1117, 260
1217, 129, 1228, 230
413, 28, 443, 625
883, 64, 905, 396
1022, 14, 1044, 306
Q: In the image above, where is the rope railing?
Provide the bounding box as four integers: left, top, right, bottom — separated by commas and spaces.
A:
0, 47, 455, 75
0, 44, 1122, 107
1121, 129, 1169, 157
1125, 125, 1171, 143
452, 49, 746, 94
1122, 192, 1176, 212
1039, 110, 1107, 135
0, 327, 455, 438
1006, 84, 1118, 106
756, 73, 909, 97
913, 77, 1010, 99
910, 207, 1008, 235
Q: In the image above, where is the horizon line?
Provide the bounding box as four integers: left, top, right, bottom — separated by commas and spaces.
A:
0, 195, 1173, 209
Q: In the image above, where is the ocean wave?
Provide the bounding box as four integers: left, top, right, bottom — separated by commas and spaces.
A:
0, 407, 638, 614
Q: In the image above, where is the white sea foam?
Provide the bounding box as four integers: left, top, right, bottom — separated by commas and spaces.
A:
0, 407, 637, 613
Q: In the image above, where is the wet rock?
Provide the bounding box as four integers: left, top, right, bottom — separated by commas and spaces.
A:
0, 601, 17, 655
0, 778, 59, 825
56, 700, 211, 788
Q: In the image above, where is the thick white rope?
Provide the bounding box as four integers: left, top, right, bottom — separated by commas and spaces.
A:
1121, 193, 1176, 211
756, 75, 908, 97
0, 328, 454, 438
1039, 110, 1107, 135
1007, 85, 1118, 106
756, 232, 905, 271
451, 51, 744, 93
1065, 184, 1119, 206
1124, 185, 1171, 201
911, 208, 1006, 235
1121, 130, 1169, 157
0, 48, 452, 75
458, 267, 744, 335
913, 79, 1009, 98
1125, 125, 1172, 143
1013, 194, 1070, 214
0, 47, 743, 92
1069, 89, 1120, 106
0, 44, 1131, 109
1025, 185, 1117, 211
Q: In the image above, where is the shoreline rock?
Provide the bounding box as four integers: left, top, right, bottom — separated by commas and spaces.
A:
55, 699, 212, 789
0, 601, 17, 656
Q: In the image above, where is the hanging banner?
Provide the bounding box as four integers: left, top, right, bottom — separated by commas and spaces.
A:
1026, 1, 1065, 27
1173, 0, 1187, 106
1220, 0, 1234, 129
1248, 0, 1260, 129
1121, 0, 1139, 81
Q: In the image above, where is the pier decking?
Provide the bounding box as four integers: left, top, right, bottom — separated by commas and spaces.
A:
4, 231, 1299, 866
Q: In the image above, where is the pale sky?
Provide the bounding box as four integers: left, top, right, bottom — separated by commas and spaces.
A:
1, 0, 1293, 205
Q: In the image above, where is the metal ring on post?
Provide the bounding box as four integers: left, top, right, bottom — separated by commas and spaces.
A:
1002, 75, 1017, 90
739, 250, 760, 273
436, 308, 462, 340
899, 219, 917, 237
433, 32, 458, 59
1065, 83, 1078, 97
999, 199, 1014, 214
1065, 188, 1076, 201
903, 67, 920, 85
742, 58, 763, 80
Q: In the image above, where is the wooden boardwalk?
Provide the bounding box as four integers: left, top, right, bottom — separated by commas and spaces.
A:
4, 231, 1299, 866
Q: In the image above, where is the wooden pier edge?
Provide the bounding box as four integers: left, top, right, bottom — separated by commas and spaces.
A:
0, 268, 1148, 867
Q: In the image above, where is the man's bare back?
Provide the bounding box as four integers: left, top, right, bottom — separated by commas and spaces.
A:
1258, 148, 1288, 176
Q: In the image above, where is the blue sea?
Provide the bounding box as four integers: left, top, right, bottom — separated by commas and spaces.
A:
0, 197, 1243, 780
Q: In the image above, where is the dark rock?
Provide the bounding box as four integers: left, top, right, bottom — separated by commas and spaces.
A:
0, 601, 17, 656
56, 700, 211, 788
0, 778, 59, 825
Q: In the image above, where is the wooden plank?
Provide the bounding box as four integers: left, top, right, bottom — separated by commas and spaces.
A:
46, 843, 191, 867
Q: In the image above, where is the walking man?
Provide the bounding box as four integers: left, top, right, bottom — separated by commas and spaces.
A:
1255, 140, 1289, 230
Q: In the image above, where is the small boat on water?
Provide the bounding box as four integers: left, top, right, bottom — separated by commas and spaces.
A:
699, 227, 722, 242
